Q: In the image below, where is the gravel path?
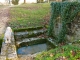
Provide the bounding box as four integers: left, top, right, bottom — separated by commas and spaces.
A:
0, 6, 10, 36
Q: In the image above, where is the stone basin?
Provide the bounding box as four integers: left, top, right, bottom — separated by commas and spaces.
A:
16, 38, 57, 56
17, 43, 49, 55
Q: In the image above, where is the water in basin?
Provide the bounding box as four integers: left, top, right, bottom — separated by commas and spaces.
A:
17, 43, 48, 55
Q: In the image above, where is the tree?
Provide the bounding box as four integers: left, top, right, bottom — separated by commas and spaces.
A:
12, 0, 19, 5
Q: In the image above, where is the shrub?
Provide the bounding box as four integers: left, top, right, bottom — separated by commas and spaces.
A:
35, 45, 80, 60
12, 0, 19, 5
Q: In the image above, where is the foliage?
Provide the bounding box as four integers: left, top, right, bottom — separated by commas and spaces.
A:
0, 38, 2, 47
48, 2, 80, 43
0, 35, 3, 49
12, 0, 19, 5
35, 45, 80, 60
8, 3, 50, 30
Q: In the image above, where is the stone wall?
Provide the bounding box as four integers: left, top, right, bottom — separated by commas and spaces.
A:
0, 0, 9, 5
54, 14, 80, 43
66, 14, 80, 42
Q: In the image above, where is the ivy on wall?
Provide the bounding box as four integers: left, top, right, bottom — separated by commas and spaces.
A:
48, 2, 80, 43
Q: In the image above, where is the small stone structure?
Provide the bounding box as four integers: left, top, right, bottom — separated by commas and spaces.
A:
53, 14, 80, 42
0, 27, 18, 60
66, 15, 80, 42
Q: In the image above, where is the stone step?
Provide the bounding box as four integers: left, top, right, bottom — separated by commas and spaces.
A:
14, 29, 46, 41
13, 26, 43, 32
47, 38, 58, 48
0, 55, 6, 60
16, 37, 46, 48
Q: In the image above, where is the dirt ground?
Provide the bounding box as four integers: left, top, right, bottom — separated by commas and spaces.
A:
0, 6, 10, 36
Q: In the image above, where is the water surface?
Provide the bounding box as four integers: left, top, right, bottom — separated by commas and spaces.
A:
17, 43, 47, 55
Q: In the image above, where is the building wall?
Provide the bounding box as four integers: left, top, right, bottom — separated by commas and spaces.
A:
0, 0, 10, 5
0, 0, 6, 5
26, 0, 37, 3
0, 0, 5, 3
19, 0, 37, 5
18, 0, 24, 5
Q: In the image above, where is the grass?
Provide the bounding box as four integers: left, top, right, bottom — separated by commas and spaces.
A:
35, 45, 80, 60
8, 3, 50, 30
0, 5, 3, 8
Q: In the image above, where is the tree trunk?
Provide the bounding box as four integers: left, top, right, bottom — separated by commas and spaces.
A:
24, 0, 26, 3
48, 0, 49, 3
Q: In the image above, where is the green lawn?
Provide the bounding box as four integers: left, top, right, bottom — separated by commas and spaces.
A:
8, 3, 50, 30
35, 45, 80, 60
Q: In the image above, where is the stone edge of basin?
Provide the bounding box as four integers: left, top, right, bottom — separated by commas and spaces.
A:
0, 27, 18, 60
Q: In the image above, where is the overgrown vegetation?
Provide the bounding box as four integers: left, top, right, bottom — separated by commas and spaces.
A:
0, 35, 3, 52
8, 3, 50, 30
35, 45, 80, 60
48, 2, 80, 43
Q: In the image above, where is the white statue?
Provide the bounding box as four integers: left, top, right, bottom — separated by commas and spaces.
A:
4, 27, 12, 43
